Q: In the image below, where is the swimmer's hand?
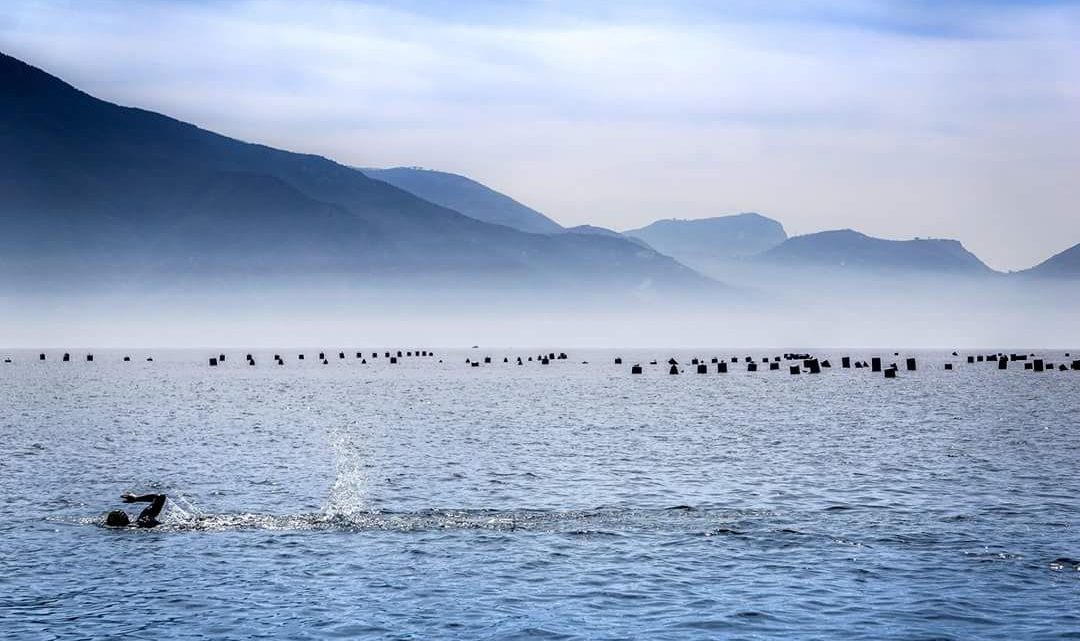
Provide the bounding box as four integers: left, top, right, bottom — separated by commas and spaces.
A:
121, 492, 137, 503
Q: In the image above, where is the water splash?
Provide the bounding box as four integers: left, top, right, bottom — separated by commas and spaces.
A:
322, 420, 371, 518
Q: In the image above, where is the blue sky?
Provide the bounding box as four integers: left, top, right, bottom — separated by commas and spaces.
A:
2, 0, 1078, 269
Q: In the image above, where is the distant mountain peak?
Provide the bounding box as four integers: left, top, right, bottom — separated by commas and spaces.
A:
758, 229, 994, 274
623, 213, 788, 264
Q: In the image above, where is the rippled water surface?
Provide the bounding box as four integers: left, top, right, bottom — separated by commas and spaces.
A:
2, 348, 1078, 640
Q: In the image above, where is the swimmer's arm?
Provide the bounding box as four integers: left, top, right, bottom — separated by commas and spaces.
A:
121, 493, 166, 503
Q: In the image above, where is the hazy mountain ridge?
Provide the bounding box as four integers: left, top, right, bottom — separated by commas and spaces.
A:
562, 225, 653, 249
756, 229, 995, 275
0, 52, 712, 294
625, 213, 788, 262
360, 166, 563, 234
1020, 242, 1080, 279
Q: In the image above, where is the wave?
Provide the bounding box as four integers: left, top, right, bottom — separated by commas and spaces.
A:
65, 506, 752, 534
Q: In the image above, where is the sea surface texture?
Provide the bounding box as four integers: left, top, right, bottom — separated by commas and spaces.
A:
1, 349, 1078, 640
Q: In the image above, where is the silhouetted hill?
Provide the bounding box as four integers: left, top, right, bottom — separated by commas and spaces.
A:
0, 52, 710, 294
624, 214, 787, 262
563, 225, 652, 249
360, 167, 563, 234
1021, 243, 1080, 278
757, 229, 994, 274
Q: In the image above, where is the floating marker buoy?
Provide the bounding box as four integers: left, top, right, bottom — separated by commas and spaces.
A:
842, 356, 851, 368
789, 366, 800, 375
696, 364, 707, 374
669, 365, 679, 375
747, 363, 758, 372
871, 357, 882, 372
631, 364, 643, 374
62, 353, 70, 362
884, 369, 897, 378
209, 357, 218, 366
906, 358, 917, 371
615, 357, 622, 364
944, 363, 953, 370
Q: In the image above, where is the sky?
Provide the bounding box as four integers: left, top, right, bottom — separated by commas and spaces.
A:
1, 0, 1078, 271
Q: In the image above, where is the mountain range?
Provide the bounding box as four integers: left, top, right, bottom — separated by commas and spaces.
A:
0, 51, 707, 295
1, 50, 1077, 302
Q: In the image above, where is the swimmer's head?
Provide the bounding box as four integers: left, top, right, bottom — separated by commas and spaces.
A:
105, 510, 130, 527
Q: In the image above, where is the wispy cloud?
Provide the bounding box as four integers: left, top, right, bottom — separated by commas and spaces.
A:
1, 0, 1078, 269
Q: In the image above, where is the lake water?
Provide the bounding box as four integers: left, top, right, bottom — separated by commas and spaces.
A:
1, 348, 1078, 640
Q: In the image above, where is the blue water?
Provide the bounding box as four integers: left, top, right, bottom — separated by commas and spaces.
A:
1, 349, 1078, 640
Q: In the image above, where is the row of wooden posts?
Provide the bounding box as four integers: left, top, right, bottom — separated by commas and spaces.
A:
1, 353, 154, 363
621, 351, 1079, 378
9, 350, 1078, 376
208, 349, 435, 367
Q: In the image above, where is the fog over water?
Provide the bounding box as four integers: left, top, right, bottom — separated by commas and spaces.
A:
3, 275, 1077, 348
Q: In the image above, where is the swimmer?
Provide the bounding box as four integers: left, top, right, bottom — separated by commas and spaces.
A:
105, 492, 167, 528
